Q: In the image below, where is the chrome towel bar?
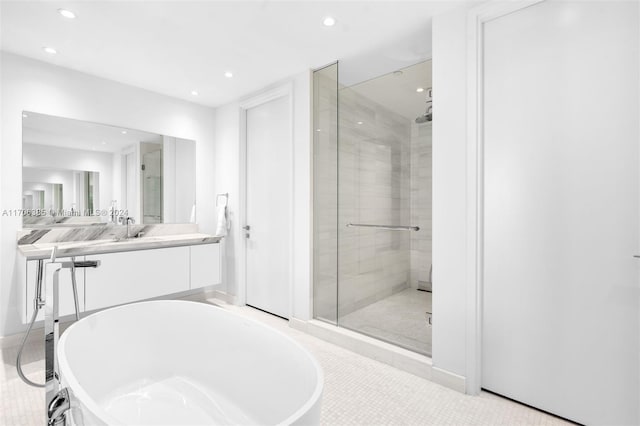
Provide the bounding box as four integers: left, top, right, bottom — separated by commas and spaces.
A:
346, 223, 420, 231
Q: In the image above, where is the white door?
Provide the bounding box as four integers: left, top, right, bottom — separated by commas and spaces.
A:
483, 1, 639, 425
245, 95, 291, 318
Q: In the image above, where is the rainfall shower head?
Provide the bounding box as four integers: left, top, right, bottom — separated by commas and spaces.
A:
416, 87, 433, 124
416, 105, 432, 123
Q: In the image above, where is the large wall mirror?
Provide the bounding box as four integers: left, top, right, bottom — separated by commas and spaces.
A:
22, 111, 196, 227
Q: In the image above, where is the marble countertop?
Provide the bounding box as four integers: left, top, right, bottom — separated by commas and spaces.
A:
17, 224, 222, 260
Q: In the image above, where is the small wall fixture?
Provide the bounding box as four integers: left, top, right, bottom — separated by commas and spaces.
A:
57, 9, 76, 19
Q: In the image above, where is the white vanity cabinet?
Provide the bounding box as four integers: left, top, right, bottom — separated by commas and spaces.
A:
85, 246, 190, 311
20, 242, 221, 323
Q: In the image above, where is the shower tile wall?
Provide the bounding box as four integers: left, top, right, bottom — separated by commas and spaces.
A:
337, 88, 412, 316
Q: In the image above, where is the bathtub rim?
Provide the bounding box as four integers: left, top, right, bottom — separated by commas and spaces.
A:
57, 299, 324, 426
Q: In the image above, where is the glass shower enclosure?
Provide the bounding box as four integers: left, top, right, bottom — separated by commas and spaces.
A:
313, 61, 433, 356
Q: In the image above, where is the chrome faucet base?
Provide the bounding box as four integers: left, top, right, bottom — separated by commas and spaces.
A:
43, 248, 100, 423
48, 388, 70, 426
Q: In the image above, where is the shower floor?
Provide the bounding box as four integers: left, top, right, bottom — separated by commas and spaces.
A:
339, 288, 432, 356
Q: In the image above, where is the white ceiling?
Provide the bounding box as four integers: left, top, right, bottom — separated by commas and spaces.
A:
22, 111, 162, 153
0, 1, 476, 108
349, 59, 432, 121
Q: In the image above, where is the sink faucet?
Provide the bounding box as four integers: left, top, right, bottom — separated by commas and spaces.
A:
126, 217, 135, 238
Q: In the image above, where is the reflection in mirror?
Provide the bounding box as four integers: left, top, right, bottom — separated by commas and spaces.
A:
23, 182, 63, 211
22, 112, 196, 227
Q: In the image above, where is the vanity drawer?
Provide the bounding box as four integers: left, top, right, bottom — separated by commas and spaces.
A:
85, 246, 189, 311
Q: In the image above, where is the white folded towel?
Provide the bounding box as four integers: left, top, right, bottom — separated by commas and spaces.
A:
215, 205, 228, 237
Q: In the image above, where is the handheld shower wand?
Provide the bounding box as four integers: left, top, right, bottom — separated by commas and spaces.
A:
16, 259, 45, 387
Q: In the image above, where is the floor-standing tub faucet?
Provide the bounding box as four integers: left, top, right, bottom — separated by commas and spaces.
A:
45, 251, 100, 425
15, 246, 100, 424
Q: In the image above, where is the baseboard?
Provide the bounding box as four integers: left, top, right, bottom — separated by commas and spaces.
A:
299, 319, 433, 381
209, 290, 236, 305
176, 287, 231, 303
289, 317, 308, 331
432, 366, 466, 393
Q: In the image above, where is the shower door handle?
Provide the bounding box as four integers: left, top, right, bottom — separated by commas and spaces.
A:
347, 223, 420, 231
243, 225, 250, 238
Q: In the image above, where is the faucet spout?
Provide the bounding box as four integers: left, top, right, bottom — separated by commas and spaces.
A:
126, 217, 135, 238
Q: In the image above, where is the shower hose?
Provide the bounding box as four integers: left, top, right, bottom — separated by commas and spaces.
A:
16, 256, 88, 388
16, 305, 45, 387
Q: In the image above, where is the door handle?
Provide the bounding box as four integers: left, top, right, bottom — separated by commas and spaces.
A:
243, 225, 250, 238
242, 225, 250, 231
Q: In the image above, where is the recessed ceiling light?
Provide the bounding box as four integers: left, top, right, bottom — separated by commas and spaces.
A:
191, 90, 199, 96
42, 47, 57, 55
57, 9, 76, 19
224, 71, 233, 78
316, 128, 321, 132
323, 16, 336, 27
22, 113, 28, 118
121, 130, 127, 134
416, 87, 425, 93
357, 121, 364, 125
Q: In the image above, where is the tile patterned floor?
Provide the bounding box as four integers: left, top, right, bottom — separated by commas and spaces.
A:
0, 298, 571, 426
340, 288, 432, 356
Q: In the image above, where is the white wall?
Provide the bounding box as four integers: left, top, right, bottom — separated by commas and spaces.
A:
214, 71, 312, 320
213, 102, 240, 297
0, 52, 216, 337
431, 8, 469, 379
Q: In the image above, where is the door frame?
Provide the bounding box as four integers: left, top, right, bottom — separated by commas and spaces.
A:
465, 0, 546, 395
238, 83, 294, 318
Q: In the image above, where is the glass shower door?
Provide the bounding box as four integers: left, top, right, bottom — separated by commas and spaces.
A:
313, 63, 339, 324
312, 60, 432, 356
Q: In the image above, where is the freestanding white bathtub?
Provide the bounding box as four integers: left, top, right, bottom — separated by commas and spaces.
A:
57, 300, 323, 425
